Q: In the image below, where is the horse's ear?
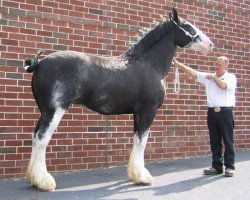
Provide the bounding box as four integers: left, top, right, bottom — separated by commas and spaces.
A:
172, 7, 180, 25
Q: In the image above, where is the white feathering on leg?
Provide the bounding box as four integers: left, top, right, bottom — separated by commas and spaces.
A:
128, 130, 153, 185
27, 107, 65, 191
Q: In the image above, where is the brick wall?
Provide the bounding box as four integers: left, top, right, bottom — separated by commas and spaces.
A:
0, 0, 249, 179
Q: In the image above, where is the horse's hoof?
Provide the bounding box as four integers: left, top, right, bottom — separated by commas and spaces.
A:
36, 173, 56, 191
128, 167, 154, 186
133, 175, 153, 186
37, 183, 56, 191
27, 172, 56, 191
31, 185, 38, 188
134, 181, 152, 186
38, 183, 56, 191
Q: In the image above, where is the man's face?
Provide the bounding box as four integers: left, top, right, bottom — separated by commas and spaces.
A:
215, 59, 227, 77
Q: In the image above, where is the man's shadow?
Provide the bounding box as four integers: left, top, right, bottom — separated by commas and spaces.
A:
146, 175, 223, 197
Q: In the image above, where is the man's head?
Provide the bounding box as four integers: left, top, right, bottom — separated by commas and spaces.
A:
215, 56, 229, 77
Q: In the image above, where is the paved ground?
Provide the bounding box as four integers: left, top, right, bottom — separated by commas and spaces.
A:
0, 150, 249, 200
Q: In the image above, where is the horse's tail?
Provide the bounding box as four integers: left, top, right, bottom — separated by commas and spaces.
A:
24, 49, 43, 73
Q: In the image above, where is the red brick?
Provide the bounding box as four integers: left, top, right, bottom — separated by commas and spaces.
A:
56, 164, 71, 171
72, 164, 87, 170
0, 0, 249, 179
5, 167, 23, 175
5, 140, 22, 147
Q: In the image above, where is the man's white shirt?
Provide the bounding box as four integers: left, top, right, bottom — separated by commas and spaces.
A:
197, 71, 237, 108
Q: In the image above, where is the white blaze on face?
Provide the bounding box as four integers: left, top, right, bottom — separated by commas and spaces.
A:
185, 22, 214, 55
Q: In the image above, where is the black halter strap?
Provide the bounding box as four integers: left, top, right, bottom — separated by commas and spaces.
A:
170, 19, 199, 43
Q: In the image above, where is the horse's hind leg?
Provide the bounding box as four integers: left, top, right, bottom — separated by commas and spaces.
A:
27, 107, 65, 191
128, 109, 156, 185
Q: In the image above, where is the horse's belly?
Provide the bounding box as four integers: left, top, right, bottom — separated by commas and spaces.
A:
75, 97, 135, 115
93, 101, 134, 115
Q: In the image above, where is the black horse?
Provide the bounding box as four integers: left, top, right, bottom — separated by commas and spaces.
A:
25, 8, 213, 191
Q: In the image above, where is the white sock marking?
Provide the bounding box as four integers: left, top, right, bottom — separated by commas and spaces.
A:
128, 130, 153, 184
27, 107, 65, 190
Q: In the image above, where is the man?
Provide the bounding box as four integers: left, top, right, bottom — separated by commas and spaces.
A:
172, 56, 237, 177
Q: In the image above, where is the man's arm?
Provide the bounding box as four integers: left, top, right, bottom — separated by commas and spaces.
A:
207, 74, 227, 90
172, 59, 198, 78
173, 59, 227, 90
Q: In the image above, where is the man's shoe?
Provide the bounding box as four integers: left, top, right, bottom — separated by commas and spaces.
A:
203, 167, 223, 175
225, 168, 234, 177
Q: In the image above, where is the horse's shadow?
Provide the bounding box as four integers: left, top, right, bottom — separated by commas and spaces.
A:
51, 171, 223, 199
48, 157, 221, 199
7, 164, 217, 200
133, 175, 223, 197
0, 167, 232, 200
2, 150, 249, 200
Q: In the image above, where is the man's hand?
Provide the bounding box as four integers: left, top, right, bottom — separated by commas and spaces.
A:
171, 59, 198, 78
207, 74, 227, 90
172, 59, 181, 68
207, 73, 216, 80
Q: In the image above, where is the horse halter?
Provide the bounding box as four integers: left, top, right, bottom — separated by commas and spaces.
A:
170, 19, 199, 48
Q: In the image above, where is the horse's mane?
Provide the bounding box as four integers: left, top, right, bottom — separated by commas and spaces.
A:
123, 20, 171, 58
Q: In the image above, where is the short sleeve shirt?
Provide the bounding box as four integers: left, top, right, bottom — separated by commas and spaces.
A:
196, 71, 237, 108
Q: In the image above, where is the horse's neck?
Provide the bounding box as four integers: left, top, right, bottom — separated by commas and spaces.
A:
143, 35, 176, 78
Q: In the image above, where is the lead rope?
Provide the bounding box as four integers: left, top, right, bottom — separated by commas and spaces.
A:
174, 67, 180, 93
173, 49, 185, 94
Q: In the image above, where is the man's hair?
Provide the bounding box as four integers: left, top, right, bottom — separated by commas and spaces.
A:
218, 56, 229, 68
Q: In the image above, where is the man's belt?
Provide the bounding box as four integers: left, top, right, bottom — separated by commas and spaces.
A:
208, 106, 233, 112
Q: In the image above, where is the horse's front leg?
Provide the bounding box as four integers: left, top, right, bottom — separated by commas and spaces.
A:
128, 130, 153, 185
128, 111, 156, 185
27, 108, 65, 191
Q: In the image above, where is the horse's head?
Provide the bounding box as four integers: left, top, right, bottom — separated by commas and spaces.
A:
171, 8, 213, 55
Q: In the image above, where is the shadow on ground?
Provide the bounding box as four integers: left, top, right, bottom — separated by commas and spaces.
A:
0, 150, 249, 200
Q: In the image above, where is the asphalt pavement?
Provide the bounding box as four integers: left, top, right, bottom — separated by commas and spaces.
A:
0, 150, 249, 200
